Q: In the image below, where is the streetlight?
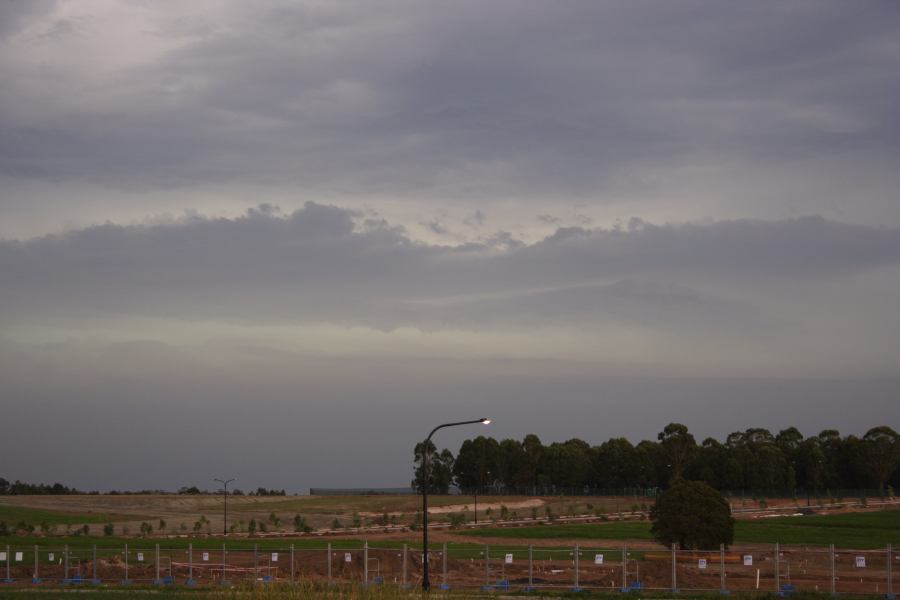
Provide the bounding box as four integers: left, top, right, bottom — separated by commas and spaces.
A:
421, 418, 491, 591
213, 477, 236, 536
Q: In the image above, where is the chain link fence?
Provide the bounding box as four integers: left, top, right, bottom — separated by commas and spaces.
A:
1, 541, 897, 594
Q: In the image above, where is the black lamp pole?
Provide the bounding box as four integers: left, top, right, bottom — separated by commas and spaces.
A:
422, 418, 491, 592
213, 477, 236, 535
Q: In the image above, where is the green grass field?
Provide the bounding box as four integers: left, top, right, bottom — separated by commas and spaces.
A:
462, 510, 900, 548
0, 505, 145, 526
2, 509, 898, 551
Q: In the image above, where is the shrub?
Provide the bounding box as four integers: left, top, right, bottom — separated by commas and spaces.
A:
248, 518, 257, 535
15, 520, 34, 535
448, 512, 467, 528
140, 522, 153, 536
650, 479, 734, 550
103, 523, 115, 536
294, 514, 313, 533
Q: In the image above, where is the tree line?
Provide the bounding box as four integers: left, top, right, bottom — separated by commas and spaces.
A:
0, 478, 288, 497
413, 424, 900, 496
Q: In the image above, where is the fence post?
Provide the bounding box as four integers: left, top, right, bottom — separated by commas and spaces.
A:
485, 544, 490, 587
528, 545, 534, 590
155, 543, 160, 584
290, 544, 295, 585
254, 544, 258, 581
222, 543, 228, 586
364, 541, 368, 584
33, 544, 39, 583
402, 544, 407, 587
92, 544, 98, 584
574, 544, 580, 591
124, 543, 128, 584
672, 543, 677, 592
830, 544, 835, 596
720, 543, 727, 594
188, 543, 194, 585
443, 542, 448, 588
622, 543, 627, 591
774, 543, 780, 594
64, 544, 68, 582
327, 543, 332, 586
887, 544, 894, 600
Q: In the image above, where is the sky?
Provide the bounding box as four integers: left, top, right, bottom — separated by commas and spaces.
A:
1, 0, 899, 493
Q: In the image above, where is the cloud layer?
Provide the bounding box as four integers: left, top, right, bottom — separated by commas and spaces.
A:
3, 205, 899, 378
2, 1, 900, 237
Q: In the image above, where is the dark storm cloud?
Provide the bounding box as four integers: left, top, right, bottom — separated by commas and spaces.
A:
2, 204, 899, 333
2, 1, 899, 202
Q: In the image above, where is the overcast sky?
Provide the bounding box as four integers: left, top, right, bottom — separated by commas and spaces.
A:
1, 0, 899, 493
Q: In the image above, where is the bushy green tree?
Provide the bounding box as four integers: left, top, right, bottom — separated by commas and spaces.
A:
650, 479, 734, 549
863, 426, 900, 493
413, 440, 455, 494
658, 423, 697, 482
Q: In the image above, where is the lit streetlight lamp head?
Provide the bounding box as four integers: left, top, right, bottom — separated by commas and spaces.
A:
481, 418, 491, 425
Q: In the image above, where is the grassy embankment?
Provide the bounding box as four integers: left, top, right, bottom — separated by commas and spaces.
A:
2, 508, 898, 551
461, 510, 900, 548
0, 505, 143, 526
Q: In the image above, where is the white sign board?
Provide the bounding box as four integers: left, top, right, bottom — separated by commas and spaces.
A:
48, 553, 55, 561
505, 553, 513, 564
743, 555, 753, 566
698, 558, 708, 570
345, 553, 352, 563
272, 553, 279, 562
0, 552, 6, 561
856, 556, 866, 568
15, 552, 23, 562
594, 554, 604, 565
202, 552, 209, 562
137, 553, 144, 562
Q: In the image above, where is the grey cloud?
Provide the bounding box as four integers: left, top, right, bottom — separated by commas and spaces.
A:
0, 0, 59, 39
463, 210, 486, 228
1, 1, 898, 213
2, 204, 898, 334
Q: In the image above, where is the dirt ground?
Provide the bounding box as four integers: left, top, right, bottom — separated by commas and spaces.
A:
1, 493, 896, 539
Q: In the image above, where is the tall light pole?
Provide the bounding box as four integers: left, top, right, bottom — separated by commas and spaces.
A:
213, 477, 236, 536
421, 418, 491, 591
